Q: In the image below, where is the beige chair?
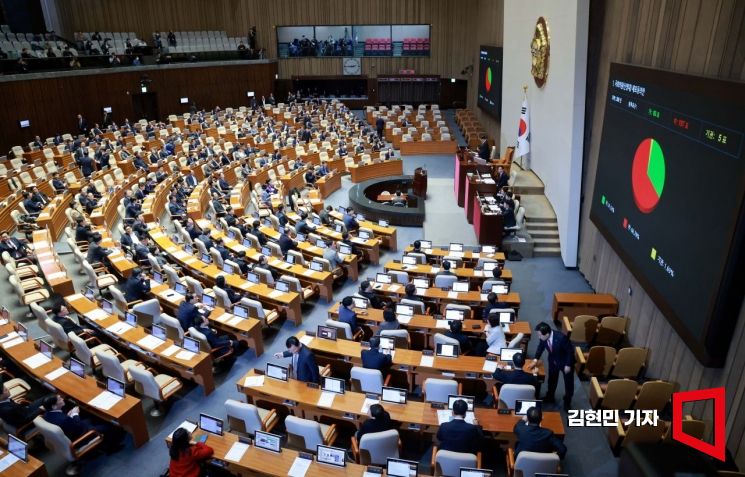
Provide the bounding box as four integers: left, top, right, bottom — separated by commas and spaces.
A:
423, 378, 460, 404
594, 316, 628, 347
82, 260, 117, 292
506, 449, 560, 477
129, 366, 182, 417
224, 399, 278, 436
589, 378, 638, 410
284, 415, 337, 453
610, 347, 647, 379
351, 429, 401, 465
68, 332, 118, 371
432, 447, 481, 477
96, 350, 145, 385
575, 345, 616, 379
608, 420, 666, 455
563, 314, 598, 344
33, 415, 104, 476
634, 380, 675, 412
350, 367, 390, 395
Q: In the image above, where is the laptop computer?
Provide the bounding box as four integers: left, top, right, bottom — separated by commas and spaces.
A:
381, 386, 407, 404
152, 324, 167, 341
174, 282, 188, 295
419, 240, 432, 249
460, 469, 491, 477
275, 280, 290, 293
445, 309, 465, 321
101, 299, 114, 315
515, 399, 542, 416
266, 363, 288, 381
39, 339, 53, 359
7, 434, 28, 463
376, 273, 392, 284
387, 458, 418, 477
322, 376, 345, 394
436, 343, 459, 358
448, 394, 475, 411
233, 305, 249, 319
255, 430, 282, 453
68, 357, 86, 378
500, 347, 522, 363
339, 243, 352, 255
182, 336, 200, 354
452, 281, 469, 292
413, 278, 429, 289
124, 311, 137, 327
352, 297, 368, 309
449, 243, 464, 252
107, 377, 126, 398
199, 413, 224, 436
317, 325, 337, 341
317, 445, 346, 467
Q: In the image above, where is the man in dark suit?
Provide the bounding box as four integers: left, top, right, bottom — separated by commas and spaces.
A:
495, 165, 509, 189
358, 280, 387, 309
51, 303, 93, 336
177, 293, 203, 332
361, 336, 393, 375
0, 232, 31, 260
278, 227, 297, 255
86, 233, 111, 265
502, 200, 517, 230
338, 296, 359, 332
436, 260, 455, 277
197, 229, 214, 251
76, 114, 88, 134
534, 322, 574, 410
184, 172, 198, 188
78, 153, 94, 177
375, 116, 385, 139
168, 196, 185, 218
194, 314, 241, 356
124, 268, 150, 302
444, 320, 471, 354
477, 135, 490, 160
42, 394, 123, 452
51, 173, 66, 193
0, 379, 46, 429
482, 291, 509, 319
119, 225, 137, 253
492, 352, 539, 397
435, 399, 483, 453
357, 404, 396, 440
273, 336, 320, 383
513, 406, 567, 458
250, 220, 267, 246
23, 192, 43, 215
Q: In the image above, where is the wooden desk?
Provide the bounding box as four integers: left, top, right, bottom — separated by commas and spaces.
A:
65, 294, 216, 396
349, 160, 403, 183
148, 230, 303, 326
31, 229, 75, 297
89, 172, 144, 227
167, 426, 369, 477
0, 444, 48, 477
552, 293, 619, 323
465, 176, 497, 224
377, 193, 408, 202
35, 193, 72, 241
286, 211, 382, 264
329, 211, 398, 251
369, 282, 521, 314
473, 196, 504, 247
238, 370, 563, 437
316, 171, 342, 199
402, 245, 505, 264
279, 169, 306, 191
454, 153, 492, 207
0, 322, 149, 448
383, 261, 512, 286
149, 285, 264, 357
399, 140, 457, 156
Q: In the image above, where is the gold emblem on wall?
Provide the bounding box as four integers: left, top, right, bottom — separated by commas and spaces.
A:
530, 16, 550, 87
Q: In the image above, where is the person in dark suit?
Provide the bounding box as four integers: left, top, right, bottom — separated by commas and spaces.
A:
23, 192, 43, 215
338, 296, 359, 332
361, 336, 393, 375
0, 232, 31, 260
342, 207, 359, 232
278, 227, 298, 255
358, 280, 388, 309
495, 165, 509, 189
444, 320, 471, 354
51, 173, 67, 193
176, 293, 203, 332
492, 352, 539, 397
193, 314, 240, 356
513, 406, 567, 458
250, 220, 267, 246
477, 136, 490, 160
74, 218, 92, 243
375, 116, 385, 139
51, 303, 93, 336
273, 336, 320, 383
76, 114, 88, 134
197, 229, 214, 251
435, 399, 483, 453
184, 172, 198, 188
42, 394, 123, 451
357, 404, 397, 440
86, 233, 111, 265
215, 275, 241, 304
124, 268, 150, 302
436, 260, 455, 277
0, 379, 46, 429
482, 291, 509, 320
78, 153, 94, 177
534, 322, 574, 410
502, 200, 517, 230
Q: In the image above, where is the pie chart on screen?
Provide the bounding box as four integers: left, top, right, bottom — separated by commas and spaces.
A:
631, 138, 665, 213
485, 67, 492, 92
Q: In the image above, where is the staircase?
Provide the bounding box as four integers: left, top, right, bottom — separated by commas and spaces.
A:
511, 165, 561, 257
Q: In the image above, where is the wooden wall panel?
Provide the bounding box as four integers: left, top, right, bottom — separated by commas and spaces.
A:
579, 0, 745, 466
0, 62, 276, 152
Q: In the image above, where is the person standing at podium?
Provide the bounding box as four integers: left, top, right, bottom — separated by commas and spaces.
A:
478, 135, 490, 160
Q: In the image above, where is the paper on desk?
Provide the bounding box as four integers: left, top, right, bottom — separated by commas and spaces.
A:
435, 320, 450, 329
137, 334, 163, 350
225, 441, 250, 462
472, 252, 481, 259
268, 290, 285, 298
215, 313, 231, 323
45, 367, 68, 381
169, 420, 197, 438
2, 337, 24, 349
480, 293, 488, 301
389, 284, 402, 292
239, 282, 253, 291
23, 352, 51, 369
450, 251, 464, 258
302, 269, 315, 276
161, 344, 180, 357
88, 390, 123, 410
0, 331, 19, 343
244, 375, 265, 387
436, 410, 475, 425
473, 270, 483, 277
0, 452, 20, 472
47, 271, 68, 280
430, 267, 440, 273
106, 322, 131, 335
420, 355, 435, 367
287, 456, 312, 477
317, 391, 336, 408
350, 237, 365, 244
482, 360, 498, 373
228, 316, 244, 326
175, 350, 196, 361
0, 319, 6, 326
447, 291, 459, 299
67, 293, 84, 301
422, 248, 432, 254
86, 309, 110, 321
299, 335, 314, 346
360, 397, 379, 414
397, 314, 412, 325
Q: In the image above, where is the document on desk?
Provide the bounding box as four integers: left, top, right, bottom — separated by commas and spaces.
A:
85, 308, 110, 321
244, 375, 265, 387
287, 455, 312, 477
450, 251, 464, 258
137, 334, 164, 350
0, 331, 19, 344
45, 367, 68, 381
106, 322, 132, 335
268, 290, 285, 299
302, 269, 315, 276
397, 314, 412, 325
435, 320, 450, 329
23, 352, 51, 369
88, 390, 123, 410
360, 397, 380, 414
430, 267, 440, 274
389, 284, 402, 293
228, 316, 244, 326
419, 355, 435, 367
473, 270, 484, 277
350, 237, 366, 244
225, 441, 250, 462
480, 293, 488, 301
0, 452, 19, 472
216, 312, 232, 323
447, 291, 459, 299
175, 350, 196, 361
317, 391, 336, 408
482, 360, 498, 373
169, 420, 197, 438
2, 337, 24, 349
47, 271, 68, 281
161, 344, 181, 357
299, 335, 314, 346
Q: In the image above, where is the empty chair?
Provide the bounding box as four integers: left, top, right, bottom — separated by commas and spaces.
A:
351, 429, 400, 465
634, 380, 675, 412
494, 384, 536, 410
33, 416, 104, 476
563, 314, 599, 345
184, 276, 208, 298
401, 298, 426, 314
96, 350, 145, 385
388, 270, 409, 284
407, 252, 427, 264
423, 378, 459, 404
594, 316, 628, 347
664, 416, 705, 442
350, 366, 389, 394
325, 319, 362, 340
434, 274, 457, 288
109, 286, 140, 315
284, 415, 337, 453
160, 314, 185, 342
45, 319, 73, 353
576, 345, 616, 379
608, 420, 666, 455
239, 297, 279, 327
128, 366, 182, 416
610, 347, 647, 379
68, 332, 118, 371
506, 449, 561, 477
225, 399, 278, 436
380, 329, 410, 349
279, 275, 314, 300
82, 260, 117, 292
589, 378, 638, 410
433, 448, 480, 477
131, 299, 162, 329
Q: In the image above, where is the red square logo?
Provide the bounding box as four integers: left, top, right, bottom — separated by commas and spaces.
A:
672, 387, 726, 461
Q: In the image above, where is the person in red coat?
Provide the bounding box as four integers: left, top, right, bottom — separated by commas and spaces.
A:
169, 427, 214, 477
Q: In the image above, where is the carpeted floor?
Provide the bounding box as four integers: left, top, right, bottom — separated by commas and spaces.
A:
0, 110, 618, 476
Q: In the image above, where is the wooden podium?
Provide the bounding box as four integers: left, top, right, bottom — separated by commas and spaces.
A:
413, 167, 428, 198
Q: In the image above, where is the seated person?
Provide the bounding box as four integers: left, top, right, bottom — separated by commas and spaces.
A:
445, 319, 472, 354
378, 306, 400, 332
215, 275, 241, 304
0, 378, 47, 430
435, 399, 483, 453
483, 292, 509, 320
514, 406, 567, 458
86, 233, 112, 265
124, 267, 151, 302
169, 427, 215, 477
42, 394, 124, 452
323, 240, 342, 268
51, 303, 95, 336
193, 314, 242, 357
357, 403, 396, 440
338, 296, 359, 331
436, 260, 454, 276
361, 336, 392, 375
492, 352, 539, 396
483, 313, 507, 355
176, 293, 204, 332
358, 280, 387, 309
0, 232, 32, 261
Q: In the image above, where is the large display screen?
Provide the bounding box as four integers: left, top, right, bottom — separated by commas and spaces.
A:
590, 63, 745, 366
477, 45, 502, 118
276, 25, 430, 58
